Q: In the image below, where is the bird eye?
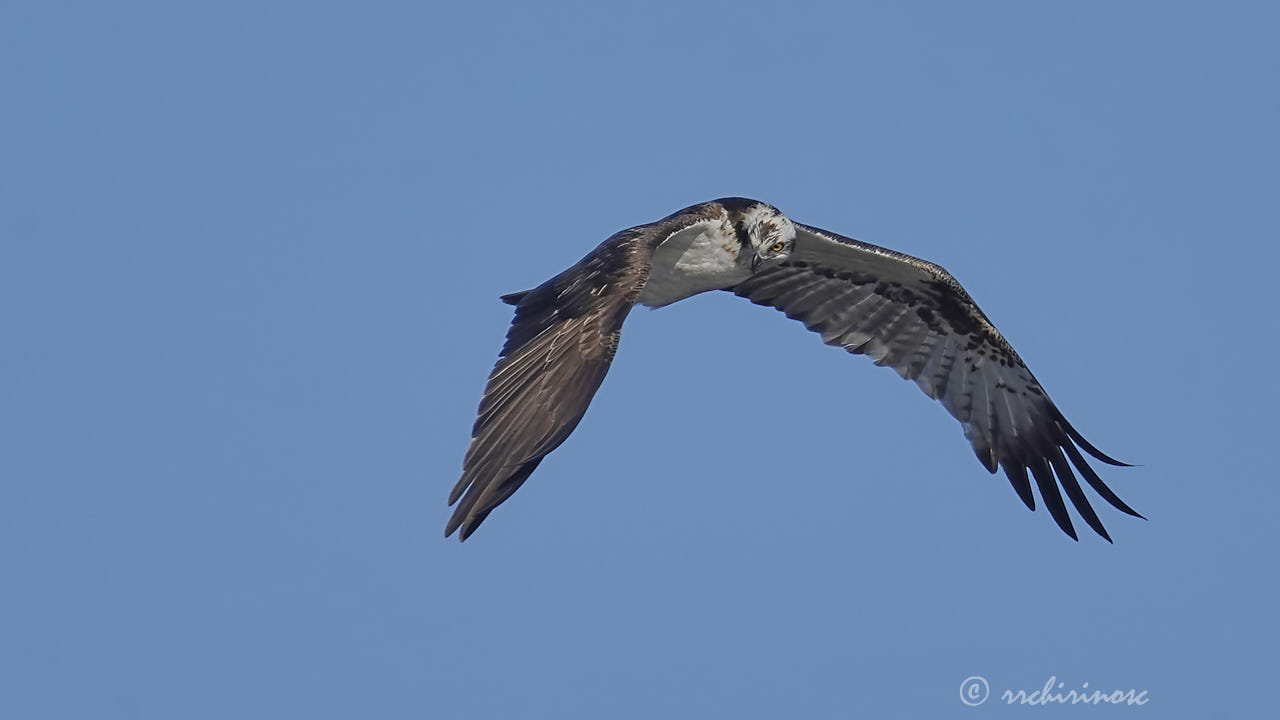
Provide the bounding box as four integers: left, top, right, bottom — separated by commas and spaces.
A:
769, 242, 786, 253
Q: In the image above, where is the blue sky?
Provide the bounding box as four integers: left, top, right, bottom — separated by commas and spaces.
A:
3, 1, 1277, 717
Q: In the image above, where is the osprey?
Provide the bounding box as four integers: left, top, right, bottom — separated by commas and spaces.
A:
447, 198, 1141, 541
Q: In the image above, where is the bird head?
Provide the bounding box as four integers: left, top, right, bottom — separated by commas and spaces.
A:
739, 202, 797, 272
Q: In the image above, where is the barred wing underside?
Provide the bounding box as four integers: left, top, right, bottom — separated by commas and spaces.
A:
731, 223, 1141, 540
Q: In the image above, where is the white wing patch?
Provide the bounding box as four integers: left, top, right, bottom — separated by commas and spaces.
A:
638, 219, 750, 308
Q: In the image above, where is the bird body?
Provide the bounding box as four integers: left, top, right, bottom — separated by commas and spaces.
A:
637, 200, 795, 307
447, 198, 1141, 542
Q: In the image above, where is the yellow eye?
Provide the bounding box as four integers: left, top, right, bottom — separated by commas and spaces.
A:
769, 242, 786, 253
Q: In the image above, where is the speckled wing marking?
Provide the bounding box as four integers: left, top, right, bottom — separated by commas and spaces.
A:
730, 222, 1142, 541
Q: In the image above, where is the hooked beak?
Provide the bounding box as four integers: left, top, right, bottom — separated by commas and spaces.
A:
750, 254, 762, 273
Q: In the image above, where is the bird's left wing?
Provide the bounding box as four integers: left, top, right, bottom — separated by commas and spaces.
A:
730, 222, 1141, 540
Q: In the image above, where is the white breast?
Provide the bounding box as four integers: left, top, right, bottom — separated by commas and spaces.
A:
637, 220, 753, 308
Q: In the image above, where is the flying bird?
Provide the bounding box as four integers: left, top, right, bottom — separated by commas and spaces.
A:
447, 198, 1141, 541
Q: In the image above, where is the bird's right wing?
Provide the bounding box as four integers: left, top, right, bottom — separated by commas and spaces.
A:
448, 207, 732, 540
446, 228, 650, 540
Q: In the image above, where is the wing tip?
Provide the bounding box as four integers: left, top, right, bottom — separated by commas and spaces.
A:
444, 506, 484, 542
1052, 406, 1133, 467
996, 426, 1141, 541
1048, 446, 1114, 542
444, 516, 464, 540
1059, 438, 1144, 520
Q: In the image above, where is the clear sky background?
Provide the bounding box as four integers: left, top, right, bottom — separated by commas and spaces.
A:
3, 1, 1277, 718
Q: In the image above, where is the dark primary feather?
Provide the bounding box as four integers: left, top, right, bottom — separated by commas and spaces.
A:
730, 222, 1141, 541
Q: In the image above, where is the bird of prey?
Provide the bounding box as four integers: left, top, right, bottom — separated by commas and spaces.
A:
447, 197, 1141, 542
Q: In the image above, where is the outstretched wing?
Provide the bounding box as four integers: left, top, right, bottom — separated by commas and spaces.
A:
731, 222, 1141, 540
446, 229, 651, 540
